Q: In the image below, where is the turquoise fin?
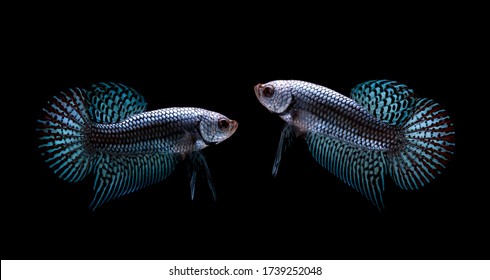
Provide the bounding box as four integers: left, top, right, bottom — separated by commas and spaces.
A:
86, 82, 147, 123
37, 88, 94, 182
350, 80, 416, 125
89, 153, 178, 210
388, 98, 455, 190
306, 132, 387, 209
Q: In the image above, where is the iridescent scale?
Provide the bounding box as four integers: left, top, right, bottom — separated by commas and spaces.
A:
284, 81, 402, 151
267, 80, 455, 209
38, 82, 230, 210
89, 108, 208, 155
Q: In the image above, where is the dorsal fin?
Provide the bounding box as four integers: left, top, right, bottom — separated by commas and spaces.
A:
350, 80, 416, 125
86, 82, 147, 123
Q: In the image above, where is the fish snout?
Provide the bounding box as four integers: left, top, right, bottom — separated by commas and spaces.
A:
229, 119, 239, 134
254, 83, 264, 98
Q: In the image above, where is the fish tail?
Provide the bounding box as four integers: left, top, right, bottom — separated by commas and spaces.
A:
37, 87, 94, 182
388, 98, 455, 190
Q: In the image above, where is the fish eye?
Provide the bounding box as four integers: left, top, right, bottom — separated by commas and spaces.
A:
262, 86, 274, 98
218, 119, 229, 129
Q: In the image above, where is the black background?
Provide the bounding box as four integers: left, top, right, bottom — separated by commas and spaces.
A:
4, 6, 487, 260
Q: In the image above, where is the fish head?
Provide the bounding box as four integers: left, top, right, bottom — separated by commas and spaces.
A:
199, 112, 238, 145
254, 80, 294, 115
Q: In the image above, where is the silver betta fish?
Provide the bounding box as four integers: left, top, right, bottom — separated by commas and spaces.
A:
255, 80, 455, 209
38, 82, 238, 210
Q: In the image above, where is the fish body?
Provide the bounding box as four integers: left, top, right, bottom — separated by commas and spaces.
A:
255, 80, 455, 209
38, 82, 237, 210
274, 80, 401, 151
89, 108, 230, 155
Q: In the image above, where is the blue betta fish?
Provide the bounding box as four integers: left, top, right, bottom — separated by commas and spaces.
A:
254, 80, 455, 209
38, 82, 238, 210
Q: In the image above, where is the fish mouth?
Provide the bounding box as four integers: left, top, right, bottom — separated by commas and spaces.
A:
229, 120, 239, 135
254, 83, 263, 99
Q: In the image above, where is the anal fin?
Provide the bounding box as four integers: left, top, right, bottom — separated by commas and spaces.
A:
90, 153, 178, 210
306, 132, 387, 209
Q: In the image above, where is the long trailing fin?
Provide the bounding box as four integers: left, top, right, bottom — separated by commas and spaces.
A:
89, 153, 178, 210
388, 98, 455, 190
37, 87, 93, 182
306, 132, 387, 209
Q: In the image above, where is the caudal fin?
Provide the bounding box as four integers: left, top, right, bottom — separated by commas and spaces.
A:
37, 88, 93, 182
388, 98, 455, 190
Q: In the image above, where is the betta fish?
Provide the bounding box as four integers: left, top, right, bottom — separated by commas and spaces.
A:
254, 80, 455, 209
38, 82, 238, 210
